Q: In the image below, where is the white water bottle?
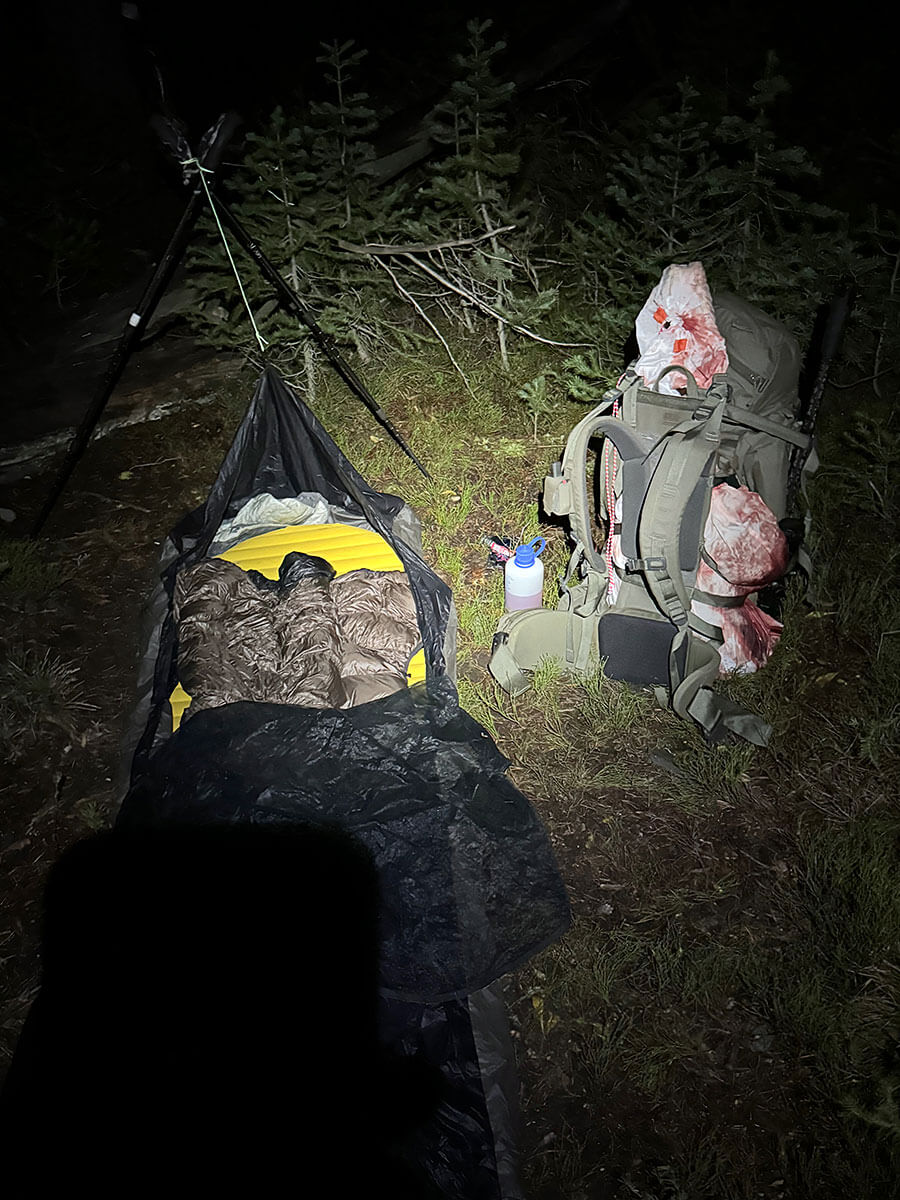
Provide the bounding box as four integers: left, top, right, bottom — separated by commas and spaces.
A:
505, 538, 546, 610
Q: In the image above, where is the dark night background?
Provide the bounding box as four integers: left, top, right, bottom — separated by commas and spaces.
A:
0, 5, 896, 1194
0, 0, 892, 365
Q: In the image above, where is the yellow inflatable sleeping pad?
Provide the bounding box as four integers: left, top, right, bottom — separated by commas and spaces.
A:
169, 523, 425, 730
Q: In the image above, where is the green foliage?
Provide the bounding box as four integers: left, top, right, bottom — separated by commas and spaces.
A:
705, 53, 853, 328
559, 346, 620, 405
606, 79, 717, 262
836, 412, 900, 525
39, 203, 100, 308
669, 741, 755, 813
188, 43, 395, 383
567, 55, 853, 343
561, 210, 641, 316
309, 40, 378, 227
851, 205, 900, 391
560, 79, 717, 329
406, 19, 557, 365
189, 106, 317, 371
186, 24, 870, 395
0, 537, 59, 598
304, 41, 402, 363
456, 575, 506, 660
75, 797, 111, 832
456, 674, 504, 740
516, 373, 556, 437
423, 18, 519, 224
809, 407, 900, 764
749, 814, 900, 1184
578, 667, 656, 733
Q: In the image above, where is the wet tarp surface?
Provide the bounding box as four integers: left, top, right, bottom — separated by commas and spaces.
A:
120, 687, 570, 1002
110, 366, 568, 1197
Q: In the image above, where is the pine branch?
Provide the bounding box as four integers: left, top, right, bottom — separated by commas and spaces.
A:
403, 254, 586, 348
372, 258, 477, 398
337, 226, 516, 256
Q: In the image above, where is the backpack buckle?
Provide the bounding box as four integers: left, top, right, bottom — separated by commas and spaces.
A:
625, 556, 667, 574
692, 404, 715, 421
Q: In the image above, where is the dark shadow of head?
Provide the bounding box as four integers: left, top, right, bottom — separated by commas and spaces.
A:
2, 824, 442, 1196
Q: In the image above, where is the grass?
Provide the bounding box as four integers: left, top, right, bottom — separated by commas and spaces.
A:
0, 646, 94, 761
667, 741, 756, 813
803, 407, 900, 768
770, 815, 900, 1069
578, 668, 658, 733
13, 341, 895, 1198
456, 571, 506, 653
306, 358, 899, 1198
0, 537, 59, 598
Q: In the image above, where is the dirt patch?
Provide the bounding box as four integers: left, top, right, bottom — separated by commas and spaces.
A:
0, 360, 249, 1077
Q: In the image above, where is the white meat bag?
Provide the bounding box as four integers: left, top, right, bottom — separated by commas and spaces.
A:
633, 262, 728, 394
693, 484, 789, 674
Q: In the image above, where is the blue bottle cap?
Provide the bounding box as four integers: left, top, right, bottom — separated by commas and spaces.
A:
513, 537, 546, 567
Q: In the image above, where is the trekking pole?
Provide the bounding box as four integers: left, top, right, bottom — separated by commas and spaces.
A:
208, 197, 431, 480
785, 286, 854, 513
30, 112, 241, 536
122, 5, 429, 482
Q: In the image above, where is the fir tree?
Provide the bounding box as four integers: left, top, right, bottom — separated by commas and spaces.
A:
302, 40, 396, 366
558, 78, 719, 373
402, 18, 557, 369
605, 79, 718, 260
309, 40, 377, 230
188, 106, 319, 380
188, 43, 396, 390
566, 58, 853, 350
706, 51, 851, 326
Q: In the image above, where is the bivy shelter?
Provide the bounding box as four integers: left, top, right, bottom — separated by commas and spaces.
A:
111, 366, 572, 1198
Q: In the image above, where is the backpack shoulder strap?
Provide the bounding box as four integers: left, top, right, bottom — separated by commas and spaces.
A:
546, 398, 648, 573
632, 397, 725, 627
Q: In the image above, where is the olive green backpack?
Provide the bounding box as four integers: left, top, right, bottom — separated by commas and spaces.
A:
488, 294, 814, 745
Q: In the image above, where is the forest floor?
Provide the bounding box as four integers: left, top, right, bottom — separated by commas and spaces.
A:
1, 334, 897, 1199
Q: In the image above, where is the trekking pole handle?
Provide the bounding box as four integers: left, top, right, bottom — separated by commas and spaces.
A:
800, 287, 854, 434
197, 111, 243, 174
149, 111, 242, 187
819, 289, 853, 367
785, 286, 855, 513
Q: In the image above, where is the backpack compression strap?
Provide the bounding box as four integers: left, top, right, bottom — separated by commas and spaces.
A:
543, 395, 618, 569
622, 401, 770, 744
551, 396, 771, 744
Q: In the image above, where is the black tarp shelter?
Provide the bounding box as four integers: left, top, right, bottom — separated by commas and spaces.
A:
3, 368, 569, 1198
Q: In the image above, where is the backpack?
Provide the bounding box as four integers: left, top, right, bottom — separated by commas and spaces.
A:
488, 293, 814, 745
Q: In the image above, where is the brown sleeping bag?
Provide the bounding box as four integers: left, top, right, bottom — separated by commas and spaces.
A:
173, 554, 420, 717
331, 569, 421, 706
